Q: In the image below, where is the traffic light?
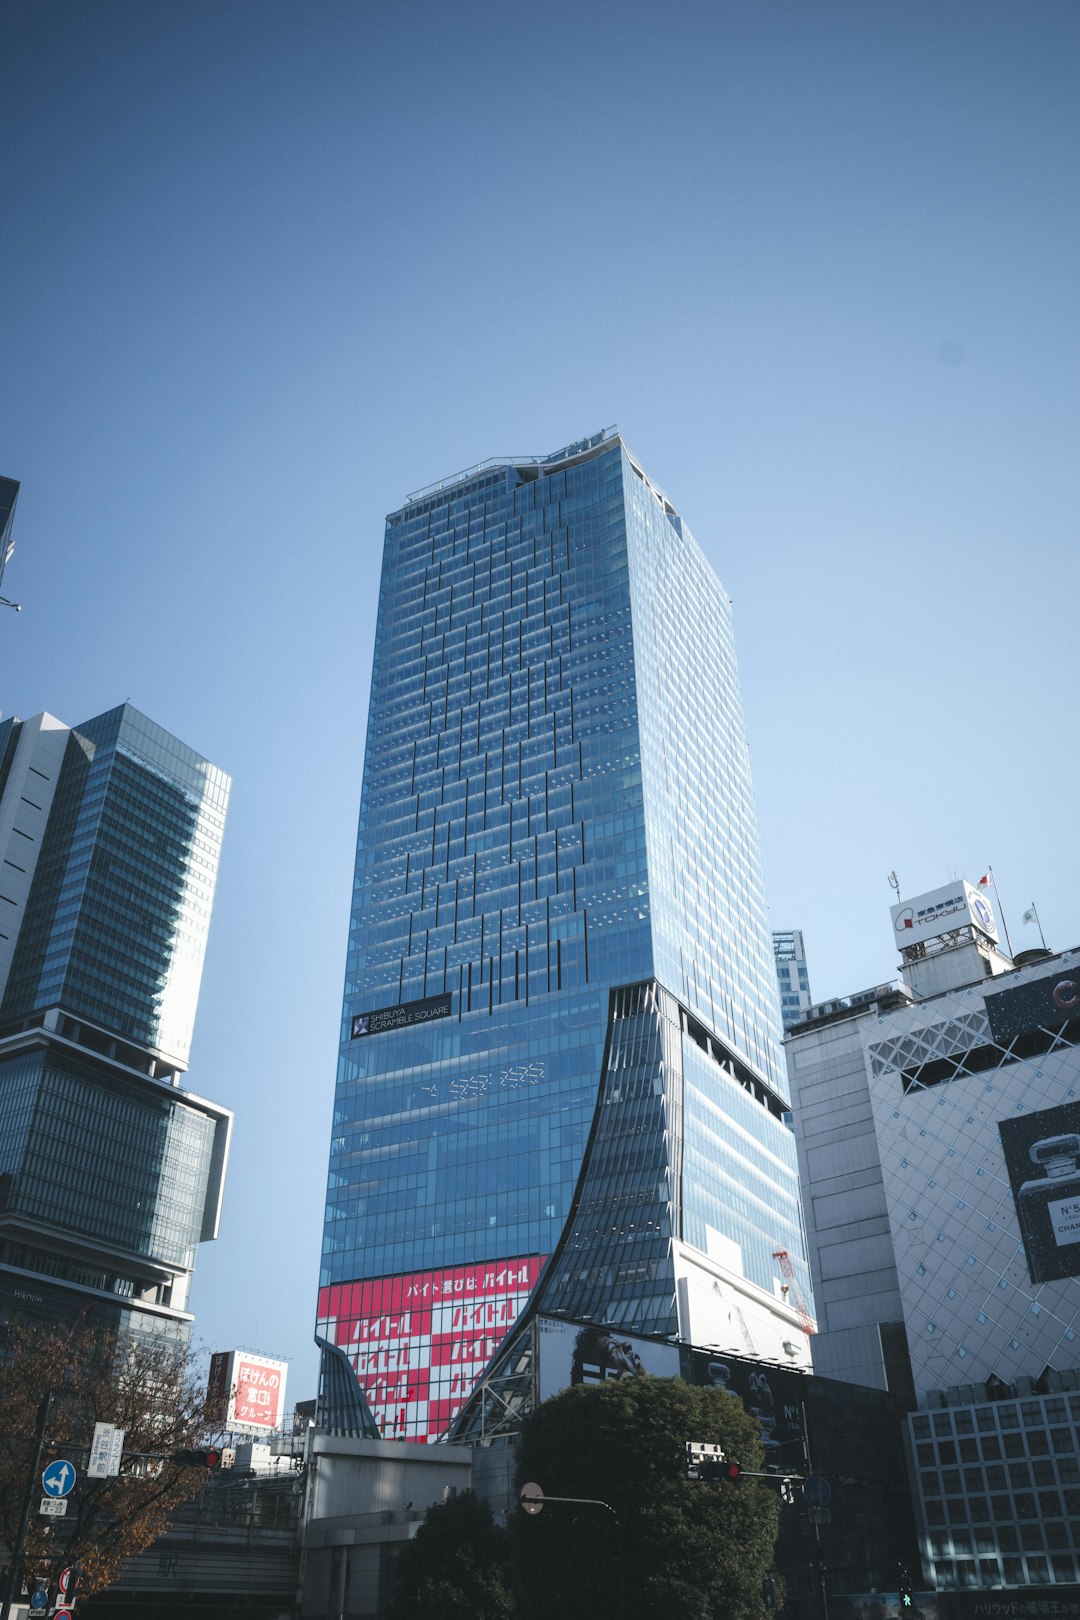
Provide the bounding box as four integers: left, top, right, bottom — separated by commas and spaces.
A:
897, 1565, 913, 1608
170, 1448, 221, 1469
700, 1458, 742, 1482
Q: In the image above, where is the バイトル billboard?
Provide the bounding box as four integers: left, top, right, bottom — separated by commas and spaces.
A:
318, 1256, 545, 1441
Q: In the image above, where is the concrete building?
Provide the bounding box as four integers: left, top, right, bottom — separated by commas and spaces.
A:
0, 704, 232, 1339
786, 878, 1080, 1592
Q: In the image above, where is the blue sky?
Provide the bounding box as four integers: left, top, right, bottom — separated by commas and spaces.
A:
3, 0, 1078, 1400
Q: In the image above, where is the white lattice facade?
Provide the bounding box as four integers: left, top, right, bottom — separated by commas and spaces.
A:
787, 937, 1080, 1592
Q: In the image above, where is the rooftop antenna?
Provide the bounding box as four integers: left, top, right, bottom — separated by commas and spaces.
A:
887, 870, 901, 902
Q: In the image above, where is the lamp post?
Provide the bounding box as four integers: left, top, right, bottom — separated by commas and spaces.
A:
519, 1483, 624, 1609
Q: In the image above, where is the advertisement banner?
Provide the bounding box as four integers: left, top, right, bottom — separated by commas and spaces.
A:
208, 1350, 289, 1434
207, 1350, 231, 1421
999, 1101, 1080, 1284
537, 1317, 680, 1402
986, 966, 1080, 1046
317, 1254, 545, 1442
891, 881, 998, 951
230, 1353, 288, 1432
685, 1348, 806, 1458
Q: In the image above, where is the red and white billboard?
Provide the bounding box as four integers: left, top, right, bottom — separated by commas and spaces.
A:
317, 1254, 545, 1442
208, 1350, 288, 1434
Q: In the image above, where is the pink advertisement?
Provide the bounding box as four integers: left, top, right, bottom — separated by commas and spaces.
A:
317, 1254, 545, 1441
208, 1350, 288, 1434
232, 1353, 287, 1431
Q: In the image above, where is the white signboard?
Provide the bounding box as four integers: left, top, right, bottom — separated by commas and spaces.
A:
891, 880, 999, 950
39, 1496, 68, 1517
209, 1350, 289, 1434
87, 1421, 126, 1478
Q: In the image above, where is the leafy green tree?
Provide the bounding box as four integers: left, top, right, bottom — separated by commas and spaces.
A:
0, 1319, 222, 1599
388, 1489, 518, 1620
512, 1375, 781, 1620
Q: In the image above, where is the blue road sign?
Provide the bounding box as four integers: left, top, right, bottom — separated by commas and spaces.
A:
30, 1591, 49, 1611
42, 1459, 76, 1498
803, 1474, 832, 1508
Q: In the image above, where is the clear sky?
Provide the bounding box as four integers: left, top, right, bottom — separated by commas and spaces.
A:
3, 0, 1078, 1402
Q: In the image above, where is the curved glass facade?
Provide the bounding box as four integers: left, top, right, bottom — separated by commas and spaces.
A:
318, 431, 810, 1440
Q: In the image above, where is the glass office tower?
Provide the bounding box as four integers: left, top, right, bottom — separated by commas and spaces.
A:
318, 430, 811, 1439
0, 704, 232, 1339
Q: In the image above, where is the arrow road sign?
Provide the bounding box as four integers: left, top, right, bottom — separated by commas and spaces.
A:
803, 1474, 832, 1509
42, 1460, 76, 1498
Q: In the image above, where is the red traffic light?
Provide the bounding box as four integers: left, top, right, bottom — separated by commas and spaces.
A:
698, 1457, 743, 1482
171, 1448, 221, 1469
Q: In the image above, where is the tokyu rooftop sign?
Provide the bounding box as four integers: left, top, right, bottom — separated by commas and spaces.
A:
891, 880, 998, 951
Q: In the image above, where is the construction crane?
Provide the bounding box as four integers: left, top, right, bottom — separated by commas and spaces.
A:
773, 1249, 816, 1336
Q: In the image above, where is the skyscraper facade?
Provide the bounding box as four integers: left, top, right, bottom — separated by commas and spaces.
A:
773, 929, 813, 1030
318, 429, 812, 1440
0, 704, 232, 1339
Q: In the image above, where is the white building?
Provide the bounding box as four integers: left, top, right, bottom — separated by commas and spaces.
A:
786, 882, 1080, 1593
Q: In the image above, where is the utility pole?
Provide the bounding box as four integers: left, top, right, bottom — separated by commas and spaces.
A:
0, 1392, 53, 1620
801, 1403, 829, 1620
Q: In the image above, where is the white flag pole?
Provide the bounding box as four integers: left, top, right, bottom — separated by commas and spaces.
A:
988, 867, 1015, 958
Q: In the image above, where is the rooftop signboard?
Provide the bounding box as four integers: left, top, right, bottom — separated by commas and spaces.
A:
891, 880, 999, 951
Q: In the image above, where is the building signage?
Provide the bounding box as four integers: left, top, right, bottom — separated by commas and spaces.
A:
686, 1347, 806, 1457
537, 1317, 680, 1402
207, 1350, 231, 1420
350, 992, 452, 1040
87, 1421, 125, 1478
208, 1350, 288, 1434
317, 1255, 545, 1442
986, 966, 1080, 1045
999, 1100, 1080, 1285
890, 881, 999, 951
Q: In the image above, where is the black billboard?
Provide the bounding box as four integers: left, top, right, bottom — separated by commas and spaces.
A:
685, 1348, 805, 1460
985, 966, 1080, 1045
998, 1099, 1080, 1284
350, 992, 452, 1039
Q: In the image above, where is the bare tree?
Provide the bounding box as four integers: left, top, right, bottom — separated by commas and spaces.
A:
0, 1319, 219, 1600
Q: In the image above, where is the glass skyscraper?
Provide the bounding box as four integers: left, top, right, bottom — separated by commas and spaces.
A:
318, 429, 812, 1440
0, 703, 232, 1339
774, 929, 814, 1030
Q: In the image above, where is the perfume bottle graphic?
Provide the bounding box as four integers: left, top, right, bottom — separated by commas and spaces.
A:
1016, 1134, 1080, 1284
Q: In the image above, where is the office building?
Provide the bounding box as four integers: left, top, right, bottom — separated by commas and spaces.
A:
0, 704, 232, 1339
317, 428, 813, 1442
787, 879, 1080, 1592
774, 928, 813, 1030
